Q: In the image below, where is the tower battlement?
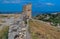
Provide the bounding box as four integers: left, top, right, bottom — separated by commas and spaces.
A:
23, 4, 32, 18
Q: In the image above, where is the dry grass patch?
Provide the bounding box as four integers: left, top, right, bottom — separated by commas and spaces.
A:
29, 19, 60, 39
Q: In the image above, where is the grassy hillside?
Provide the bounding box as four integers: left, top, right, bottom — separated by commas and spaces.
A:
34, 13, 60, 26
29, 19, 60, 39
0, 26, 9, 39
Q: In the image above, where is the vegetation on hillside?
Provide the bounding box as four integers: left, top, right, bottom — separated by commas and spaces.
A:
34, 13, 60, 26
0, 26, 9, 39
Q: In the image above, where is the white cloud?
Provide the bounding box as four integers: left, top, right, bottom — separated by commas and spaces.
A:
2, 0, 20, 3
3, 1, 9, 3
46, 3, 54, 6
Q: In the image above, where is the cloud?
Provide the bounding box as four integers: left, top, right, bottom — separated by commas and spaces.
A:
46, 3, 54, 6
2, 0, 20, 3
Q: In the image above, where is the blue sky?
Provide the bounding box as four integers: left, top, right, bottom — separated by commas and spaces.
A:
0, 0, 60, 13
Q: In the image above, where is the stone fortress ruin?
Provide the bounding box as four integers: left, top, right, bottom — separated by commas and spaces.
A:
0, 4, 32, 39
0, 3, 32, 19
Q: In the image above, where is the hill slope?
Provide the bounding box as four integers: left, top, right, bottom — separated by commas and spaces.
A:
29, 19, 60, 39
34, 13, 60, 26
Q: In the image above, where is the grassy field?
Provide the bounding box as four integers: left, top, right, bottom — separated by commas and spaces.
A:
29, 19, 60, 39
0, 26, 9, 39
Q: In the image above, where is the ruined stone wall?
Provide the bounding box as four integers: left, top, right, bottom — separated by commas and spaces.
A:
23, 4, 32, 18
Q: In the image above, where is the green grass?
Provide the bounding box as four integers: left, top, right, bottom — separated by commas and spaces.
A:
0, 26, 9, 39
31, 32, 39, 39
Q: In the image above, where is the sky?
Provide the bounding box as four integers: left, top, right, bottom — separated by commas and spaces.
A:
0, 0, 60, 14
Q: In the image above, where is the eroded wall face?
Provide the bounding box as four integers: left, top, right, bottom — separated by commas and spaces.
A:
23, 4, 32, 18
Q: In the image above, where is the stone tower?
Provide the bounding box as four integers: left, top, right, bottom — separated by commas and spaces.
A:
23, 4, 32, 18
